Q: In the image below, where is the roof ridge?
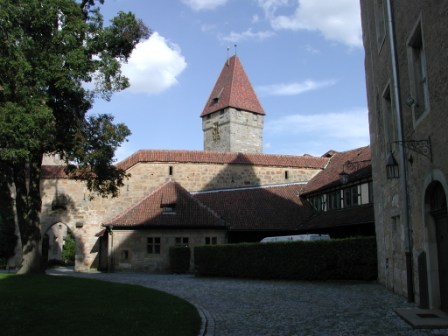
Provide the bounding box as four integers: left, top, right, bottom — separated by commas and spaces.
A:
192, 181, 307, 194
115, 149, 329, 171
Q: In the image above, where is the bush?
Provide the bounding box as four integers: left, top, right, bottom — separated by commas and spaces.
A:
62, 232, 76, 265
169, 246, 191, 274
194, 237, 377, 281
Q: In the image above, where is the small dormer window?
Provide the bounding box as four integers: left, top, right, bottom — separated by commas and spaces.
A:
212, 88, 224, 104
162, 204, 176, 215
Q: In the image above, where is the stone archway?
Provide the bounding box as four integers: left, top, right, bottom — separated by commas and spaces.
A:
425, 181, 448, 311
43, 222, 75, 267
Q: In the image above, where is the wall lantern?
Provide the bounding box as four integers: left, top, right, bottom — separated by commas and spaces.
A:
386, 152, 400, 179
387, 137, 432, 179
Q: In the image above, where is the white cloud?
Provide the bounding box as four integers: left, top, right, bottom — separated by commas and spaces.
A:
121, 32, 187, 95
182, 0, 228, 11
222, 28, 275, 43
305, 44, 320, 54
257, 0, 362, 47
265, 108, 369, 154
257, 79, 336, 96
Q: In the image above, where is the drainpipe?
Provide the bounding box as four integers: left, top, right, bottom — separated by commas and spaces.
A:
386, 0, 414, 302
106, 225, 114, 272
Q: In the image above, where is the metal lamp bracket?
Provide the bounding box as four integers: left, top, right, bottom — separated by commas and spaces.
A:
392, 137, 432, 162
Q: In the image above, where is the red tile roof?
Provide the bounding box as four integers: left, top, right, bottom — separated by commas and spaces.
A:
201, 55, 265, 117
116, 149, 328, 171
104, 180, 226, 229
194, 184, 313, 232
302, 146, 371, 194
41, 165, 70, 179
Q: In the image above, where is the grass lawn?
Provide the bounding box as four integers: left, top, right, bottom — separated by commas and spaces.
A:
0, 273, 201, 336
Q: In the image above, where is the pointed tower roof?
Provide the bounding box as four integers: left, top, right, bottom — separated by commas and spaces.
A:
201, 55, 265, 117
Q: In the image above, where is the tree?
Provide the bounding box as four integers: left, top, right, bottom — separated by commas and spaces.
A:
0, 164, 17, 265
0, 0, 150, 273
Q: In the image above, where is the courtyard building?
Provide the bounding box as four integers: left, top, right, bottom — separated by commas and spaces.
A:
360, 0, 448, 311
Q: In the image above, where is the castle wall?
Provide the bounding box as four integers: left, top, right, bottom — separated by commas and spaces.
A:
40, 160, 322, 271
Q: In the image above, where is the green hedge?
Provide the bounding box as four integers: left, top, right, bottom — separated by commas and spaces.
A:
169, 246, 191, 274
194, 237, 377, 280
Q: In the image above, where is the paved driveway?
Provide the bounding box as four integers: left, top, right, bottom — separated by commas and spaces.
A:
48, 269, 447, 336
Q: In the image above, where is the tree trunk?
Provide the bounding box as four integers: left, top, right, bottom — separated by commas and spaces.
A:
15, 153, 45, 274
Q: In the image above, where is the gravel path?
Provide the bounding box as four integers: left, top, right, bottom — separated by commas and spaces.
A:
47, 269, 448, 336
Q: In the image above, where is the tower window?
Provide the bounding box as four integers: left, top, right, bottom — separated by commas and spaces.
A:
284, 171, 289, 179
407, 19, 429, 124
169, 166, 173, 176
212, 88, 224, 104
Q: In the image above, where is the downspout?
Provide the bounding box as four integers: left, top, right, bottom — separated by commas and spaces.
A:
385, 0, 414, 302
106, 225, 114, 272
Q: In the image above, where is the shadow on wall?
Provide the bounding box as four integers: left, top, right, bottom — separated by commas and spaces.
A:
196, 153, 314, 243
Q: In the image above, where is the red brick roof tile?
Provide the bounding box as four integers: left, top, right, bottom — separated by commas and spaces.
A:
194, 184, 313, 232
201, 55, 265, 117
41, 166, 69, 179
116, 149, 328, 171
104, 180, 226, 229
303, 146, 371, 194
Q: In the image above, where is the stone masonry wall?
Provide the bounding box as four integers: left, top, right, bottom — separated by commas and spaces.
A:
40, 160, 322, 271
111, 229, 227, 272
361, 0, 448, 306
202, 107, 263, 153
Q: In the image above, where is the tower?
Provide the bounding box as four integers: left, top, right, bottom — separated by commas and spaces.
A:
201, 55, 265, 153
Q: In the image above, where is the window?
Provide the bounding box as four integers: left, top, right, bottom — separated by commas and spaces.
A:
205, 237, 218, 245
162, 204, 176, 215
310, 195, 325, 212
327, 191, 342, 210
407, 19, 429, 123
374, 0, 386, 50
168, 166, 173, 176
343, 186, 359, 208
284, 170, 289, 180
175, 237, 189, 247
147, 237, 161, 254
120, 250, 129, 261
382, 82, 396, 153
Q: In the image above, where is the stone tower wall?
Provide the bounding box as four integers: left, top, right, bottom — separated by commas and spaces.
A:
203, 107, 263, 153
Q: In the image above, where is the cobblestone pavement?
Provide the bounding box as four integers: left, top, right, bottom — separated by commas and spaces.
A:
48, 269, 448, 336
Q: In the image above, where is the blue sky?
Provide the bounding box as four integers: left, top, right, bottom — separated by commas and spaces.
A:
91, 0, 369, 162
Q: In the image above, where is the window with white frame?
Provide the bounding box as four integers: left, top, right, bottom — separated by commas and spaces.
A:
343, 186, 359, 208
407, 19, 429, 123
327, 190, 342, 210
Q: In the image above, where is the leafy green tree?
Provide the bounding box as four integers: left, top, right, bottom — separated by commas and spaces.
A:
0, 0, 150, 273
